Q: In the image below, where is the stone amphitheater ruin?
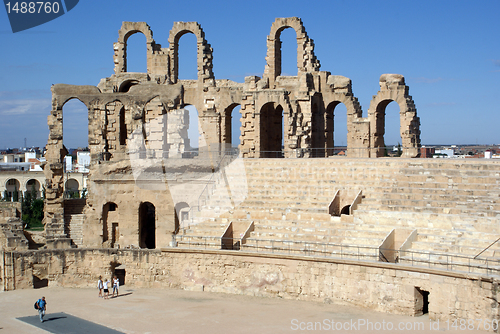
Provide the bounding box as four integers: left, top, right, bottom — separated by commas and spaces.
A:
1, 18, 500, 327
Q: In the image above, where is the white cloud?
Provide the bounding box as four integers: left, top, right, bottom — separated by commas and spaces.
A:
0, 99, 51, 115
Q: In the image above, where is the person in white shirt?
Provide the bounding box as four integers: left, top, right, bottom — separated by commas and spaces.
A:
112, 276, 120, 297
97, 276, 103, 298
103, 279, 110, 299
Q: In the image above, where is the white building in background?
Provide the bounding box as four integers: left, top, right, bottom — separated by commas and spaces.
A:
434, 149, 455, 158
65, 156, 72, 172
0, 150, 89, 201
1, 151, 43, 171
76, 152, 90, 173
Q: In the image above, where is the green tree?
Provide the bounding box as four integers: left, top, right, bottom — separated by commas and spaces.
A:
22, 185, 44, 229
12, 184, 19, 202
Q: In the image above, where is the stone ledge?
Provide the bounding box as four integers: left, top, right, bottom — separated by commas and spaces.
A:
159, 247, 497, 282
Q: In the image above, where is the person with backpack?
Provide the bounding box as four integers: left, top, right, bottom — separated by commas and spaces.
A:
35, 296, 47, 323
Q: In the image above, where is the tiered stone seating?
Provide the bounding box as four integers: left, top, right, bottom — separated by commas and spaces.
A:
179, 157, 500, 268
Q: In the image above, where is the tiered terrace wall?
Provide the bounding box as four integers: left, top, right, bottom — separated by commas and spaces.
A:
1, 248, 498, 326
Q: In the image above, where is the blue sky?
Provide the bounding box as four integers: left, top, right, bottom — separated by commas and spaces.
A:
0, 0, 499, 149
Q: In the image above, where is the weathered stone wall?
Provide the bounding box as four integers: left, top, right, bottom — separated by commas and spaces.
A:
2, 248, 498, 329
43, 18, 423, 247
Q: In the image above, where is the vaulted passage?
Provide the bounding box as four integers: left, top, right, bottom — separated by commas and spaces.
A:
139, 202, 156, 249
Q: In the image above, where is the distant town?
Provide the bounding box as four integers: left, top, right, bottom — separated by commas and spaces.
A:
1, 143, 500, 173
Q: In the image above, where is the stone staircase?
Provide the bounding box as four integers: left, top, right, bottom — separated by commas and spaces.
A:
0, 218, 29, 251
63, 199, 86, 247
0, 203, 28, 251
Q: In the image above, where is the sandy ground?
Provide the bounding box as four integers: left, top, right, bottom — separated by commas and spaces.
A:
0, 287, 491, 334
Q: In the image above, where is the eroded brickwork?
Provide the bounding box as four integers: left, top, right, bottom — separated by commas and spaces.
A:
43, 17, 421, 248
2, 248, 498, 327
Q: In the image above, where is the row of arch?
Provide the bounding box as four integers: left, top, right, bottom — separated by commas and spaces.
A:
1, 178, 83, 200
114, 18, 319, 85
113, 21, 214, 85
102, 201, 157, 249
55, 88, 411, 163
100, 200, 201, 250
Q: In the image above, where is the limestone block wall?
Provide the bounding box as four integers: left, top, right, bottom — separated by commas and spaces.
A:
1, 248, 499, 329
83, 161, 175, 249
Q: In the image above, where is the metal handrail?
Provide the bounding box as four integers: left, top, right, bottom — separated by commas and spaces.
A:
173, 235, 500, 277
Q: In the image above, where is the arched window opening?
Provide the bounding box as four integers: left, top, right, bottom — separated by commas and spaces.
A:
325, 102, 348, 156
178, 33, 198, 80
62, 99, 89, 154
118, 80, 139, 93
185, 105, 201, 152
64, 178, 80, 199
5, 178, 20, 201
375, 100, 403, 157
231, 105, 242, 149
340, 205, 351, 215
384, 101, 402, 155
334, 103, 348, 153
311, 102, 325, 157
102, 202, 119, 247
26, 179, 41, 199
277, 27, 298, 77
223, 104, 242, 150
119, 106, 127, 145
174, 202, 190, 234
260, 102, 284, 158
126, 32, 147, 73
139, 202, 155, 249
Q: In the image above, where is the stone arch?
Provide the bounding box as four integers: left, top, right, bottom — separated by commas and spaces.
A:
113, 22, 156, 74
310, 100, 325, 157
340, 205, 351, 215
168, 22, 214, 85
260, 102, 284, 158
367, 74, 420, 158
103, 98, 132, 149
57, 96, 90, 110
323, 75, 366, 157
25, 179, 41, 199
221, 103, 241, 148
139, 201, 156, 249
118, 79, 140, 93
174, 202, 190, 233
5, 178, 20, 201
263, 17, 320, 87
64, 178, 80, 198
102, 202, 118, 246
325, 101, 341, 156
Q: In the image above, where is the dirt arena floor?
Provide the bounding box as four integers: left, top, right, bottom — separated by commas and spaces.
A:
0, 287, 491, 333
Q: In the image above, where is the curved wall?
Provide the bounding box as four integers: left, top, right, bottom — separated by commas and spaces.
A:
1, 248, 497, 326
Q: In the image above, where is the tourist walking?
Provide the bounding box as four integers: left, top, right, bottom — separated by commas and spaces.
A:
98, 276, 103, 298
112, 276, 119, 297
35, 296, 47, 323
